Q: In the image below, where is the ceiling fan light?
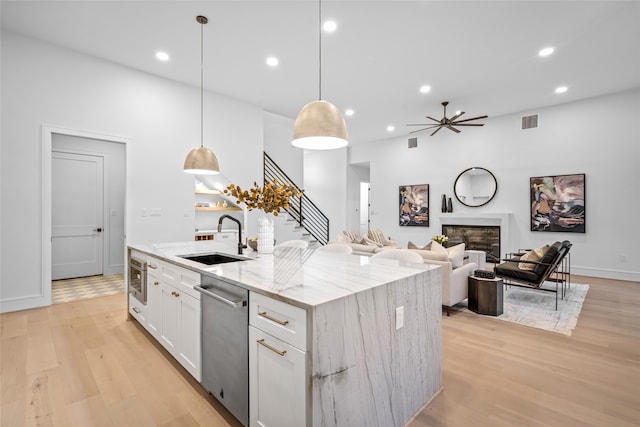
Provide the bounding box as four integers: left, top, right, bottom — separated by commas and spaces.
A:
184, 146, 220, 175
292, 100, 348, 150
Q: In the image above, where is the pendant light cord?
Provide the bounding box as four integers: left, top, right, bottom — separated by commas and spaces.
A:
318, 0, 322, 101
200, 19, 204, 148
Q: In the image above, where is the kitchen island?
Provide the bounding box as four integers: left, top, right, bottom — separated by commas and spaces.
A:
128, 240, 442, 427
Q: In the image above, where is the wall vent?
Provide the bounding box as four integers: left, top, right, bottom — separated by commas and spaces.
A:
522, 114, 538, 129
408, 137, 418, 148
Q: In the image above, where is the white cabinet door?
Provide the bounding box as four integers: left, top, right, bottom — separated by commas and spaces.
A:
249, 326, 306, 427
160, 282, 180, 354
146, 269, 162, 339
178, 291, 201, 381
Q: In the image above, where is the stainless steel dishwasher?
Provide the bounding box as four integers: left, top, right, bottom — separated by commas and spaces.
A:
195, 278, 249, 427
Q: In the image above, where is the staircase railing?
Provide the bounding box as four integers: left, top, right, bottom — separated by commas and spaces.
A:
263, 152, 329, 245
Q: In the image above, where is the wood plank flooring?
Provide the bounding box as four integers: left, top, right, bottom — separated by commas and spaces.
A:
1, 275, 638, 426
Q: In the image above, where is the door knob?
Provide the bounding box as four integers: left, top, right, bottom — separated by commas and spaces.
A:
94, 227, 103, 232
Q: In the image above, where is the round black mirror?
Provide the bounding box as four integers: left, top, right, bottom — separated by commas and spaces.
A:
454, 167, 497, 207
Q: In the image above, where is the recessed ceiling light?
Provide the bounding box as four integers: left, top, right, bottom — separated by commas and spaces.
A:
419, 85, 431, 94
539, 47, 554, 57
555, 86, 568, 94
386, 125, 395, 132
323, 20, 337, 32
345, 109, 354, 116
266, 57, 279, 67
155, 51, 170, 61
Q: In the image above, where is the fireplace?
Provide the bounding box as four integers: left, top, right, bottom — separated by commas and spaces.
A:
442, 224, 500, 263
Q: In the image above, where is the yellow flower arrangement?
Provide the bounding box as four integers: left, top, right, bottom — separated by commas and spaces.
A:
224, 178, 302, 216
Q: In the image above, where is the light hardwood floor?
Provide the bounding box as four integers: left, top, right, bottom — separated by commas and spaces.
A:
1, 275, 638, 426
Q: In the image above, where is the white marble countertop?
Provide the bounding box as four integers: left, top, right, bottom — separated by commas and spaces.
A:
128, 241, 439, 309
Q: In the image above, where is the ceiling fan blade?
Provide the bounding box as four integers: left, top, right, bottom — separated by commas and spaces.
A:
453, 123, 485, 126
406, 124, 433, 126
430, 126, 443, 136
409, 126, 439, 134
449, 111, 465, 122
446, 125, 461, 133
452, 115, 488, 124
425, 116, 442, 123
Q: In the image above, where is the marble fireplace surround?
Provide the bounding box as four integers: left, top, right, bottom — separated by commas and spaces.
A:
440, 213, 512, 261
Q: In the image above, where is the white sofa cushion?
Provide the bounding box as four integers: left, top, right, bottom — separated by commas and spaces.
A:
446, 243, 466, 269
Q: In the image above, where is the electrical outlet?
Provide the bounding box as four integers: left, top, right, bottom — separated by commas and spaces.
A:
141, 208, 148, 217
150, 208, 162, 217
395, 306, 404, 330
620, 254, 628, 262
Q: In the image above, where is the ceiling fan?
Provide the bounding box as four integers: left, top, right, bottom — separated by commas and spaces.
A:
407, 101, 488, 136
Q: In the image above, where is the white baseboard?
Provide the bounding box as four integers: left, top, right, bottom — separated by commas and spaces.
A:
0, 294, 50, 314
572, 266, 640, 282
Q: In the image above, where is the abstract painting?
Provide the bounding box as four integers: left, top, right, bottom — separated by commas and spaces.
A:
530, 173, 585, 232
399, 184, 429, 226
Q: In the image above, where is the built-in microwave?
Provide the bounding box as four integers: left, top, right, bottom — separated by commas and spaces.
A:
128, 255, 147, 304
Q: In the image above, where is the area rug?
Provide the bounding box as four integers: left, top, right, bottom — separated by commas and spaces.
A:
462, 282, 589, 336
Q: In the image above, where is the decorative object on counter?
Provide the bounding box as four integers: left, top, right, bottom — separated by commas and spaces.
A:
226, 178, 302, 254
399, 184, 429, 226
447, 197, 453, 213
247, 237, 258, 251
183, 15, 220, 175
257, 216, 275, 254
291, 0, 348, 150
222, 200, 228, 208
432, 234, 449, 245
441, 194, 447, 213
225, 178, 301, 216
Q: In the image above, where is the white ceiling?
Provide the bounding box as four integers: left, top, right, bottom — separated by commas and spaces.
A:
2, 1, 639, 144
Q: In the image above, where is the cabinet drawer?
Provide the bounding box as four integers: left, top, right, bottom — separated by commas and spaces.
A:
147, 256, 201, 300
250, 292, 307, 351
129, 294, 147, 325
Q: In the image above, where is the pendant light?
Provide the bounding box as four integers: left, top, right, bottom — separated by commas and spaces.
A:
184, 15, 220, 175
292, 0, 348, 150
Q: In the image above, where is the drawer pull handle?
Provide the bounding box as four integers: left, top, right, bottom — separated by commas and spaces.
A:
132, 307, 141, 314
154, 281, 159, 286
257, 339, 286, 357
258, 311, 289, 326
171, 291, 180, 297
148, 264, 158, 269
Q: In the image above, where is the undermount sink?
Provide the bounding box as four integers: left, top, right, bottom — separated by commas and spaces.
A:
178, 252, 251, 266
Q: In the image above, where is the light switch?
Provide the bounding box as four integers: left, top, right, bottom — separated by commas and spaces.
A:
395, 306, 404, 330
141, 208, 149, 217
110, 209, 117, 217
150, 208, 162, 216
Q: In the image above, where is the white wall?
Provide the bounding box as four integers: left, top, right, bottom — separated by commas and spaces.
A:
263, 111, 303, 186
350, 89, 640, 281
1, 31, 263, 312
303, 149, 348, 241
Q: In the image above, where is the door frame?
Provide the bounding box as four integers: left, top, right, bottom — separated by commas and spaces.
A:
42, 125, 130, 305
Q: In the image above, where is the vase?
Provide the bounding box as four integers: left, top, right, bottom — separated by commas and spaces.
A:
447, 197, 453, 213
257, 215, 274, 254
441, 194, 447, 213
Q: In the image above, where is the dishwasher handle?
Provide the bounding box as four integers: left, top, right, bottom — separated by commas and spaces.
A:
195, 285, 247, 308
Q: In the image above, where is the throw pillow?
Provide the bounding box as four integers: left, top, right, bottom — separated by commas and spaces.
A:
343, 230, 361, 243
518, 249, 541, 271
360, 237, 382, 247
407, 241, 432, 251
446, 243, 465, 268
430, 240, 448, 254
534, 244, 550, 259
368, 229, 386, 245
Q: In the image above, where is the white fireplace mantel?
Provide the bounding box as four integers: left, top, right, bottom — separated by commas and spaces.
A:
440, 212, 513, 259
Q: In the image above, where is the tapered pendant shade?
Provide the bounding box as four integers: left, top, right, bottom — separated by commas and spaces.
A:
183, 146, 220, 175
292, 100, 348, 150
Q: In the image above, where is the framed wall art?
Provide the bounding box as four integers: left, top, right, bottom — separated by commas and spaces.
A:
530, 173, 585, 233
399, 184, 429, 226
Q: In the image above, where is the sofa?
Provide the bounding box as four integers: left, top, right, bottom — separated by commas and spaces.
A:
328, 229, 399, 256
407, 240, 481, 316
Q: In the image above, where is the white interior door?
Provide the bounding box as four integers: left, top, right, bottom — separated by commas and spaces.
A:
52, 151, 104, 280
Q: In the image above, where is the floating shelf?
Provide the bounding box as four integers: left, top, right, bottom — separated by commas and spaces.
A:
195, 189, 222, 195
195, 206, 242, 212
